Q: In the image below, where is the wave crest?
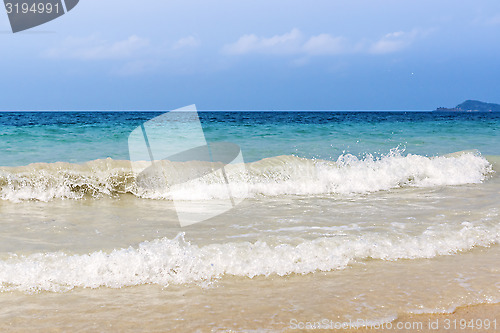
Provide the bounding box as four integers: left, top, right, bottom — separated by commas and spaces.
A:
0, 151, 493, 202
1, 220, 499, 293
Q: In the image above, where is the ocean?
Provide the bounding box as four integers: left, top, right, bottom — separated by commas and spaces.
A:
0, 111, 499, 331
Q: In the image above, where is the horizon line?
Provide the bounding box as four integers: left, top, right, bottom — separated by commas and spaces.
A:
0, 109, 435, 112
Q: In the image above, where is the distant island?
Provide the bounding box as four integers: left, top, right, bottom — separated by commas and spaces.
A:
435, 100, 500, 112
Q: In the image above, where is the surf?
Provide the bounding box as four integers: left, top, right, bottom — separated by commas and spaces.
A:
1, 216, 499, 293
0, 150, 494, 202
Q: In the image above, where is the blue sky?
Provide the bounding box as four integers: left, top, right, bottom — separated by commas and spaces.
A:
1, 0, 500, 110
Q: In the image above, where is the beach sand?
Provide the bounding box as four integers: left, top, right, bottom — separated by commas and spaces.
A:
295, 303, 500, 333
1, 279, 497, 332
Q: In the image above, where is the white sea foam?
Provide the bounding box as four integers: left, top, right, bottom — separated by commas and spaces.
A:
1, 220, 499, 293
0, 151, 494, 202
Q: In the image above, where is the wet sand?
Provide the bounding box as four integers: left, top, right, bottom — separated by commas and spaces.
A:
301, 303, 500, 333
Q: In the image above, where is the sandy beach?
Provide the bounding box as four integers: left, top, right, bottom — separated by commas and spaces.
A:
339, 303, 500, 333
283, 303, 500, 332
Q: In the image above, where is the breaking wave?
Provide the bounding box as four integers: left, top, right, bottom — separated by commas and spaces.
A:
0, 150, 494, 202
1, 219, 499, 293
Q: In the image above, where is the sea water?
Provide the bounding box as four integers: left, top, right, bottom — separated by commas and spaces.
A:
0, 111, 498, 331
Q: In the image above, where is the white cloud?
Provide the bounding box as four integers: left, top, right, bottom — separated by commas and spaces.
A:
224, 28, 429, 57
223, 28, 303, 55
42, 34, 204, 75
369, 31, 410, 54
369, 29, 425, 54
303, 34, 347, 55
44, 35, 149, 60
172, 36, 201, 50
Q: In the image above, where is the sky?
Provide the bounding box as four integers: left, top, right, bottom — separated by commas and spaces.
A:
1, 0, 500, 110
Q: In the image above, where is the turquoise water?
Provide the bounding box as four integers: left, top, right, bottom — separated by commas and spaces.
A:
0, 111, 499, 166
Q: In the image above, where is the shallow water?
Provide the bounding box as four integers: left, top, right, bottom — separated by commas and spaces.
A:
0, 111, 498, 331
